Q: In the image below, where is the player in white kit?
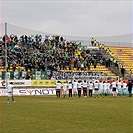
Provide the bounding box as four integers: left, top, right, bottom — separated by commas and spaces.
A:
98, 80, 104, 98
106, 81, 111, 96
7, 82, 16, 103
56, 81, 62, 98
111, 80, 117, 97
72, 80, 78, 98
82, 80, 88, 98
62, 82, 68, 98
122, 81, 127, 96
88, 81, 93, 98
103, 81, 108, 97
94, 81, 99, 98
117, 80, 122, 96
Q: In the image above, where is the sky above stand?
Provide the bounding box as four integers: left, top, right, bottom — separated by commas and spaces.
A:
1, 0, 132, 37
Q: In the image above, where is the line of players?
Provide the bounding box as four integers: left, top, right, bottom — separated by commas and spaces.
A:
55, 80, 131, 98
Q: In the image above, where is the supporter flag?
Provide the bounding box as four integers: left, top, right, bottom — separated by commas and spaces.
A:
41, 71, 46, 79
6, 72, 10, 80
10, 72, 14, 79
36, 71, 41, 79
30, 71, 36, 79
32, 73, 36, 79
2, 72, 5, 79
14, 72, 19, 79
22, 72, 27, 79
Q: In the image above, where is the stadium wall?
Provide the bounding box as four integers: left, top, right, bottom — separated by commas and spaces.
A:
0, 80, 133, 96
0, 88, 132, 96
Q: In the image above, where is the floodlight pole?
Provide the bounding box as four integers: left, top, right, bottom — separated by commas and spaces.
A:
5, 22, 8, 89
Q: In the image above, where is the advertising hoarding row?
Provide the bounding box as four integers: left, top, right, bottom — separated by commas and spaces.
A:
0, 80, 66, 87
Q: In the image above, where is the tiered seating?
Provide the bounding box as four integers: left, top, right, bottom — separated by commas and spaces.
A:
90, 65, 115, 77
15, 64, 19, 71
107, 46, 133, 73
8, 64, 13, 72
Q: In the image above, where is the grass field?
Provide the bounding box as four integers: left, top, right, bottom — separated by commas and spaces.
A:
0, 95, 133, 133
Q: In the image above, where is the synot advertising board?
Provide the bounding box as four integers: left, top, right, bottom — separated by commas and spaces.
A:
0, 88, 133, 96
0, 88, 56, 96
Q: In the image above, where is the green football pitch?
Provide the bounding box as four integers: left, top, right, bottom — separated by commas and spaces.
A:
0, 95, 133, 133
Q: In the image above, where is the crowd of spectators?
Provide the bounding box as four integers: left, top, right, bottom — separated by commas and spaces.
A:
0, 34, 105, 75
0, 34, 129, 79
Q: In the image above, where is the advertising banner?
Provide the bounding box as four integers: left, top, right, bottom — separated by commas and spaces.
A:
0, 88, 56, 96
0, 80, 32, 87
51, 71, 102, 79
0, 88, 133, 96
31, 80, 66, 87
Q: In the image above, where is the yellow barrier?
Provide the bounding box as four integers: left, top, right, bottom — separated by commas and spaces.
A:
31, 80, 67, 87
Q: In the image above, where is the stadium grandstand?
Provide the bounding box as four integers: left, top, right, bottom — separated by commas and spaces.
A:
0, 23, 133, 81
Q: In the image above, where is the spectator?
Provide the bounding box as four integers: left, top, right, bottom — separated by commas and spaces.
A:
91, 38, 94, 46
0, 34, 109, 80
121, 66, 125, 77
7, 82, 16, 103
93, 59, 97, 68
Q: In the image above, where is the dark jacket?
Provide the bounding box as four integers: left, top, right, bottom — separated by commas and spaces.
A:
127, 82, 132, 92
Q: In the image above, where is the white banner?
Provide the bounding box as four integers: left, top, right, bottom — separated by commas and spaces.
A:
0, 88, 56, 96
0, 80, 32, 87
